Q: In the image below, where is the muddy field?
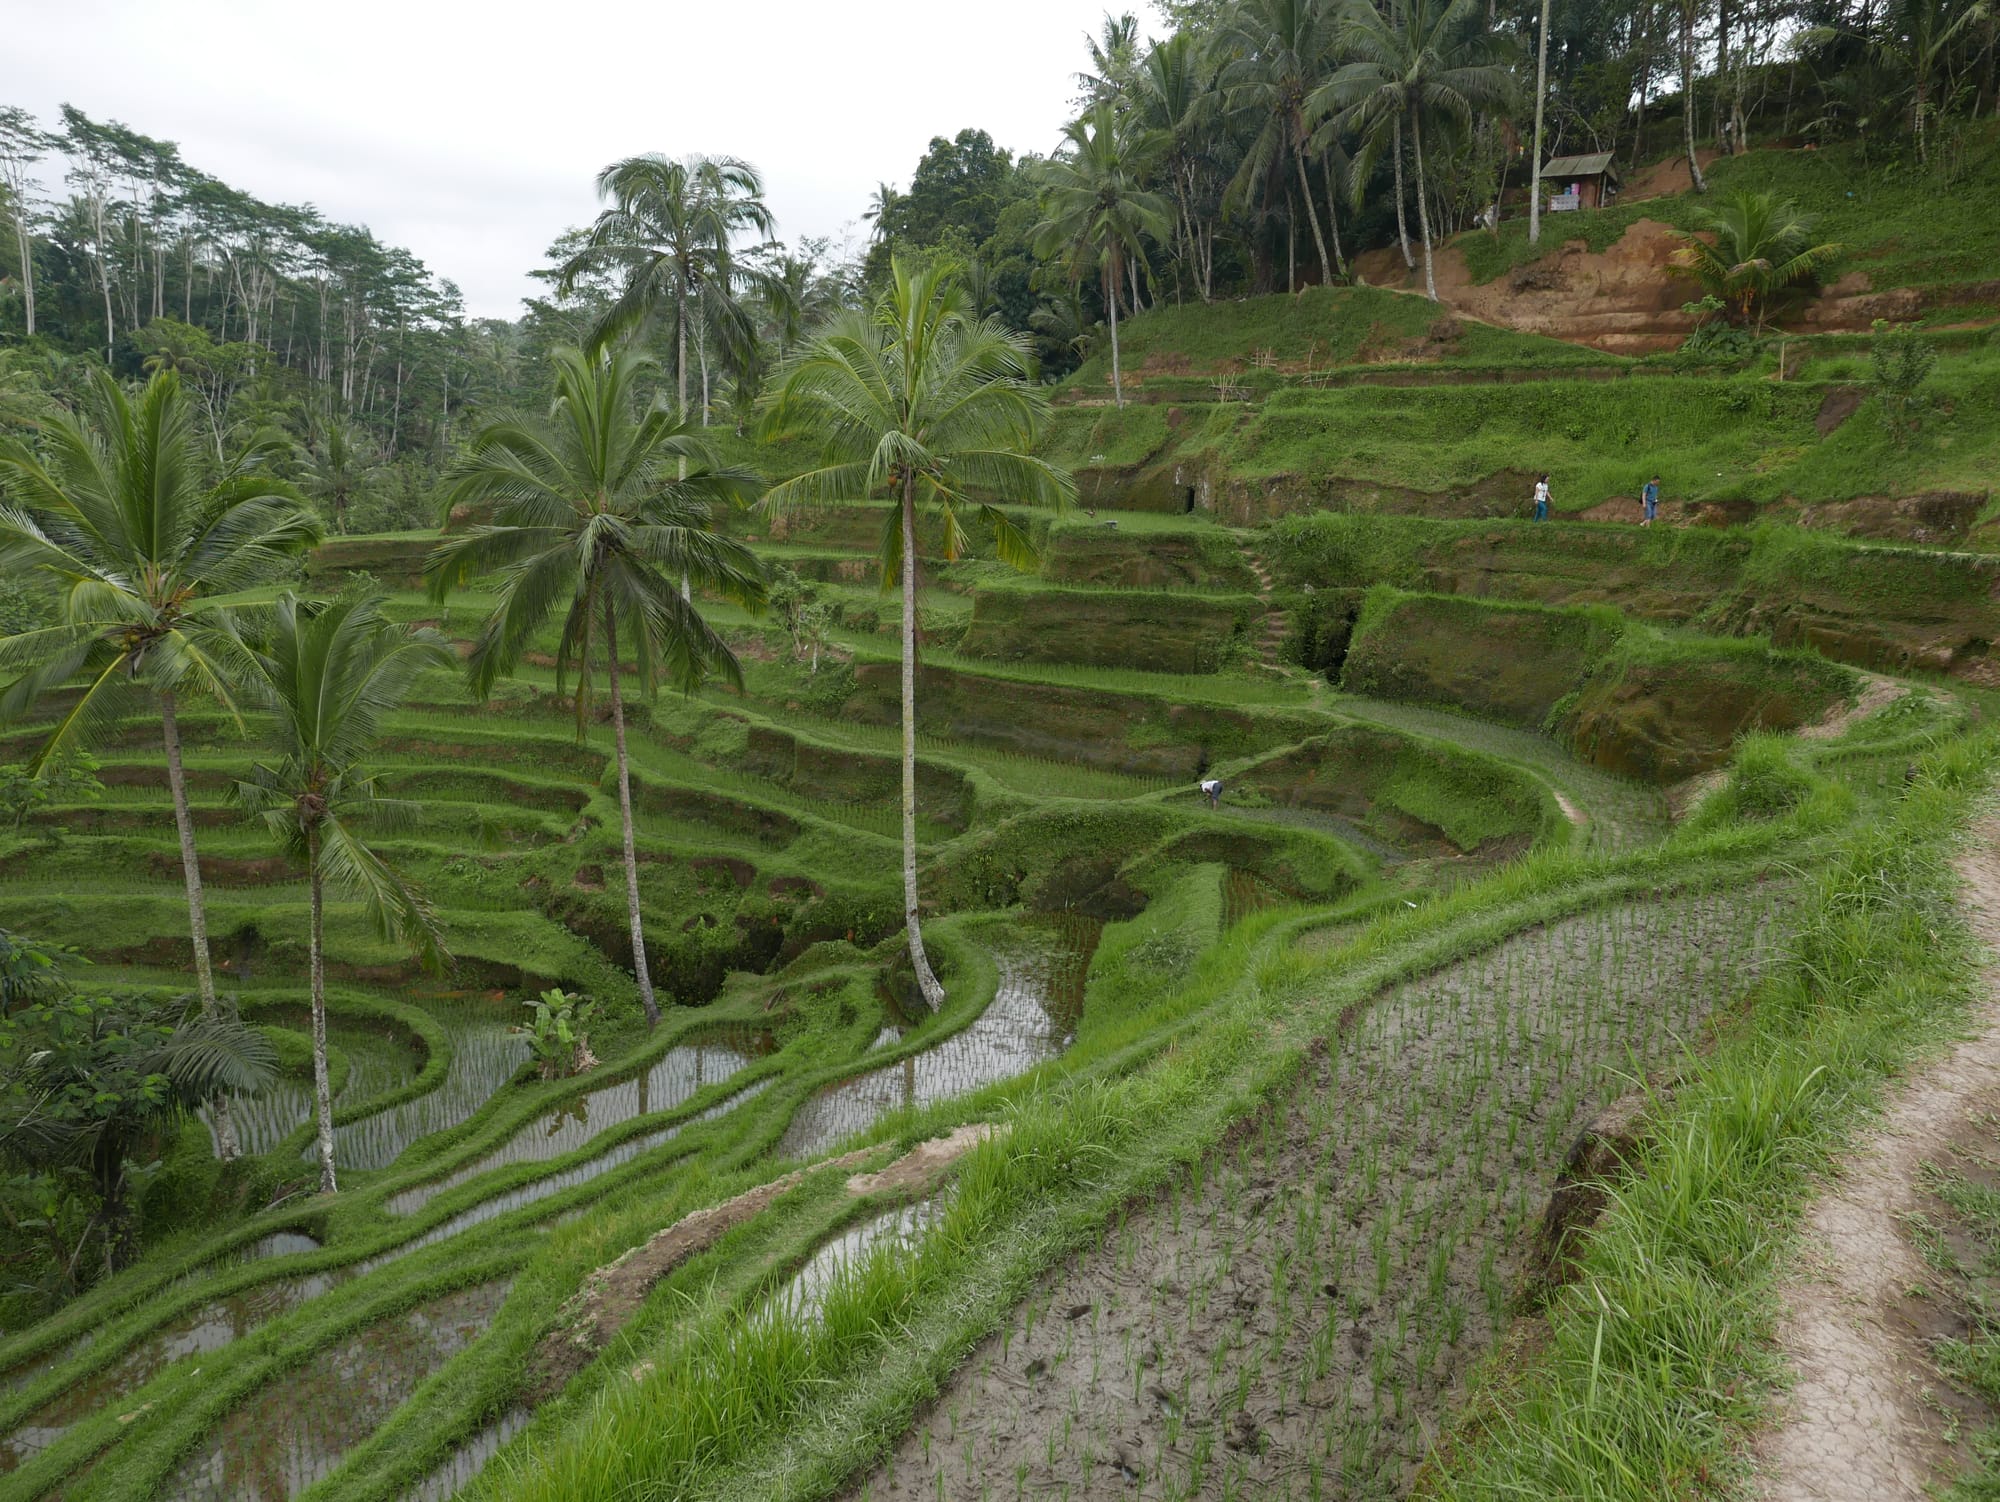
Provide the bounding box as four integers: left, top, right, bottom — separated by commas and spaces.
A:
843, 888, 1795, 1501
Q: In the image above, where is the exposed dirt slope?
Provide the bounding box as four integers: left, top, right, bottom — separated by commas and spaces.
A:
1753, 815, 2000, 1499
1357, 217, 1922, 355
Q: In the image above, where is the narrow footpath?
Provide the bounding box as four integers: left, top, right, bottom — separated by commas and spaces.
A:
1754, 813, 2000, 1499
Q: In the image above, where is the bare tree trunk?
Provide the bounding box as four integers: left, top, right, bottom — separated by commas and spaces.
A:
604, 602, 661, 1026
1392, 115, 1416, 268
162, 690, 238, 1163
307, 828, 336, 1194
1293, 148, 1334, 288
1682, 0, 1709, 190
1410, 105, 1441, 300
900, 473, 945, 1012
1531, 0, 1553, 244
1321, 155, 1348, 276
1105, 258, 1124, 407
677, 280, 691, 601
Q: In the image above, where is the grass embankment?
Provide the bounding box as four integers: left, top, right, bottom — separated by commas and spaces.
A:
1431, 726, 1997, 1498
1269, 510, 2000, 683
1044, 341, 2000, 517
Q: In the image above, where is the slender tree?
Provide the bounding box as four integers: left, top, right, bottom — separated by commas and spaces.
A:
1033, 103, 1174, 407
0, 370, 320, 1162
762, 259, 1074, 1010
1221, 0, 1348, 286
1530, 0, 1553, 244
1324, 0, 1515, 299
428, 346, 765, 1025
0, 110, 56, 339
231, 593, 450, 1193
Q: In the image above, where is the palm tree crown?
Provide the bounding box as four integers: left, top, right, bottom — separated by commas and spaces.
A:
1672, 191, 1845, 329
0, 369, 321, 760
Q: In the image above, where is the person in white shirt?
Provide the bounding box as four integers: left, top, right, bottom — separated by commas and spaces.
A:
1532, 475, 1551, 522
1199, 777, 1222, 810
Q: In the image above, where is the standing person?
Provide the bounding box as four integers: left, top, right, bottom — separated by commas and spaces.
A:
1641, 474, 1660, 527
1532, 474, 1552, 522
1200, 776, 1223, 810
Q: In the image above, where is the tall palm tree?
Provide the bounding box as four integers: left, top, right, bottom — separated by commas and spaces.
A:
427, 346, 765, 1026
762, 258, 1075, 1011
1033, 103, 1174, 408
557, 154, 776, 423
231, 593, 451, 1194
0, 369, 320, 1162
1670, 191, 1844, 330
1322, 0, 1514, 300
1220, 0, 1347, 287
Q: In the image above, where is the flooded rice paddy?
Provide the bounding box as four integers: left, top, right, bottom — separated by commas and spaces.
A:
778, 915, 1097, 1160
772, 1198, 950, 1322
386, 1033, 766, 1216
161, 1278, 513, 1501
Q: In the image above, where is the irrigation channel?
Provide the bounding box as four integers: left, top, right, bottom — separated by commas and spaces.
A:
0, 919, 1101, 1499
844, 886, 1798, 1501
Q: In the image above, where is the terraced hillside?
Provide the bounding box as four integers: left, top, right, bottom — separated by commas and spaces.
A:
6, 284, 2000, 1502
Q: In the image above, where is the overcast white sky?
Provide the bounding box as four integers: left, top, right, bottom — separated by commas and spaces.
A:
4, 0, 1129, 319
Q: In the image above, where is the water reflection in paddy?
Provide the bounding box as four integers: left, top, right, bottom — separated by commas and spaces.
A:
365, 1082, 775, 1267
778, 916, 1097, 1160
402, 1407, 529, 1501
331, 1001, 531, 1170
0, 1275, 339, 1473
161, 1278, 513, 1502
205, 1015, 417, 1157
386, 1036, 762, 1216
773, 1198, 949, 1321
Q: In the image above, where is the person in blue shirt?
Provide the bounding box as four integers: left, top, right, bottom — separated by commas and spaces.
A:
1642, 475, 1660, 527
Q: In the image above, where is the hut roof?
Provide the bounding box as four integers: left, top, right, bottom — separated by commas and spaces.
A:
1541, 152, 1619, 182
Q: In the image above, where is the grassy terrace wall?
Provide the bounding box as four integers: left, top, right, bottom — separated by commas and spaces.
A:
1274, 512, 2000, 683
1038, 520, 1259, 591
838, 662, 1321, 778
957, 585, 1263, 673
1338, 587, 1856, 780
1342, 590, 1626, 727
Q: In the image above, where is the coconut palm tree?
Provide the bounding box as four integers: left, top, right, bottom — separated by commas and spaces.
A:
231, 592, 451, 1194
427, 346, 765, 1027
1670, 191, 1845, 330
0, 369, 320, 1162
1219, 0, 1347, 287
761, 258, 1075, 1010
557, 154, 776, 422
1131, 32, 1229, 300
300, 418, 382, 536
1033, 103, 1174, 408
1321, 0, 1514, 300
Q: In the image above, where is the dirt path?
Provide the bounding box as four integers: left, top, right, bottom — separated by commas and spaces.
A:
1754, 815, 2000, 1500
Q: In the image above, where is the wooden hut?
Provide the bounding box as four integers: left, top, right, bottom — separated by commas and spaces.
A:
1540, 152, 1620, 213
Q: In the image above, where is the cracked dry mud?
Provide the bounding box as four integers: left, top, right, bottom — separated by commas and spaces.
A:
1755, 815, 2000, 1501
844, 889, 1794, 1502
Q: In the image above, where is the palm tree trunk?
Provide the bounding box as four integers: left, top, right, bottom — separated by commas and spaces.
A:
1294, 146, 1334, 287
1321, 156, 1348, 277
1105, 259, 1124, 408
677, 279, 692, 602
603, 602, 661, 1026
1531, 0, 1553, 245
307, 827, 336, 1195
901, 473, 945, 1012
161, 689, 238, 1164
1409, 105, 1441, 301
1392, 115, 1416, 269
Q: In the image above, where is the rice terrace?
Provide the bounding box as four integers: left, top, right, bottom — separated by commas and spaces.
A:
6, 4, 2000, 1499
